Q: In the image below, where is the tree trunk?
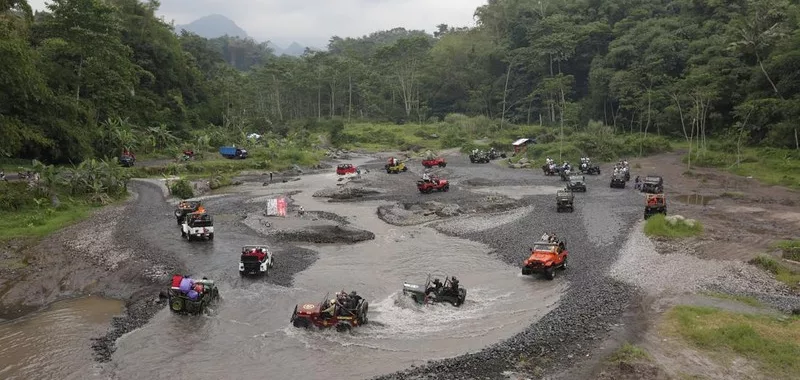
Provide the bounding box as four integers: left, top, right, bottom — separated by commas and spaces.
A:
671, 93, 692, 170
348, 73, 353, 123
501, 62, 512, 128
641, 88, 652, 157
559, 85, 566, 162
756, 52, 782, 98
272, 74, 283, 121
75, 55, 83, 103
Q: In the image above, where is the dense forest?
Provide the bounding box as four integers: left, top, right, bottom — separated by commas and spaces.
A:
2, 0, 798, 163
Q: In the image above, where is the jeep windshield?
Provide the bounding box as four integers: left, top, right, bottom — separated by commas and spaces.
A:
189, 220, 213, 227
644, 177, 661, 182
532, 243, 558, 252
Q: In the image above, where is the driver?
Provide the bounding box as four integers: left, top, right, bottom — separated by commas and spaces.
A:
322, 299, 336, 318
348, 291, 362, 309
426, 278, 443, 295
449, 277, 460, 294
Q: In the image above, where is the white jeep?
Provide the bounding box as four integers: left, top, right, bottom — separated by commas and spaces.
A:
181, 212, 214, 241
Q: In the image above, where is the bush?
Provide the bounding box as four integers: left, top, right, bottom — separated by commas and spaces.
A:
643, 214, 703, 238
169, 179, 194, 199
0, 182, 36, 211
208, 172, 232, 190
772, 240, 800, 261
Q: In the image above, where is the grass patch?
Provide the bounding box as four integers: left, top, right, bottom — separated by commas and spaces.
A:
749, 255, 800, 291
700, 291, 763, 307
644, 214, 704, 238
771, 240, 800, 262
607, 343, 651, 363
130, 146, 324, 178
665, 305, 800, 379
683, 146, 800, 189
0, 199, 97, 240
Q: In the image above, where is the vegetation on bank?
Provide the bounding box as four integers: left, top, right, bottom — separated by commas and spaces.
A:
772, 240, 800, 262
749, 255, 800, 292
682, 144, 800, 189
700, 291, 763, 308
666, 306, 800, 379
607, 343, 651, 364
0, 160, 130, 240
643, 214, 704, 238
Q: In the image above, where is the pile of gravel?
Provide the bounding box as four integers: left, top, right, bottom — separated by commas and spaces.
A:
434, 205, 535, 235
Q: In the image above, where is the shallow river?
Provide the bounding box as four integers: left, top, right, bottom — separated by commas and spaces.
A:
5, 156, 565, 380
0, 296, 124, 380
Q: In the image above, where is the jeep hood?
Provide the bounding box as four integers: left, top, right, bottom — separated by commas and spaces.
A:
403, 282, 425, 294
296, 302, 320, 314
525, 251, 556, 265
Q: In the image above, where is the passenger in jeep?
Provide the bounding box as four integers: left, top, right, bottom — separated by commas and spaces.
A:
426, 278, 443, 295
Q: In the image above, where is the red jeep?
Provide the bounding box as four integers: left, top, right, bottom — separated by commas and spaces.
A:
239, 245, 274, 276
336, 164, 357, 175
417, 176, 450, 193
521, 235, 568, 280
422, 157, 447, 168
290, 292, 369, 332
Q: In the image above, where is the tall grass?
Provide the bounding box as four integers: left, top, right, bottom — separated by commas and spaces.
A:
683, 145, 800, 189
337, 115, 674, 161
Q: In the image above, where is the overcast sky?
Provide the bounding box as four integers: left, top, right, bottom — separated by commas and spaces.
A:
27, 0, 487, 48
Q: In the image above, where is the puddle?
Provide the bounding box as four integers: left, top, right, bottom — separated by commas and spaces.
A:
675, 194, 718, 206
0, 296, 124, 380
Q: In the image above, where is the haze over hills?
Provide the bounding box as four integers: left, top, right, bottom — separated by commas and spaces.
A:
175, 14, 308, 56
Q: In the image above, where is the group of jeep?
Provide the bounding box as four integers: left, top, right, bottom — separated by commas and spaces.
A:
469, 148, 506, 163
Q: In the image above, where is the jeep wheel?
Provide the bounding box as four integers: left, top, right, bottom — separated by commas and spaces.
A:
442, 184, 449, 192
360, 302, 369, 324
208, 233, 214, 241
544, 267, 555, 280
439, 163, 446, 167
561, 256, 568, 270
170, 296, 184, 312
336, 323, 352, 332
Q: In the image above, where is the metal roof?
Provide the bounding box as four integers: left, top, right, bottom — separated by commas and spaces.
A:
512, 138, 531, 145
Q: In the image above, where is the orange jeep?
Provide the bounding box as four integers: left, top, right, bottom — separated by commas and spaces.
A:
521, 236, 568, 280
644, 193, 667, 219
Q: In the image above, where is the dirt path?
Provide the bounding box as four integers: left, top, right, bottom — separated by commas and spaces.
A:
635, 151, 799, 262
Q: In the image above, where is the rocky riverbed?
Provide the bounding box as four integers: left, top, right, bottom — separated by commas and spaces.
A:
1, 150, 797, 380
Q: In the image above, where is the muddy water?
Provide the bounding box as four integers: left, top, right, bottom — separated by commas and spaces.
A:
0, 296, 124, 380
108, 159, 564, 380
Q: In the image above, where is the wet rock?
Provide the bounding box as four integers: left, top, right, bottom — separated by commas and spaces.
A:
313, 185, 383, 200
271, 225, 375, 244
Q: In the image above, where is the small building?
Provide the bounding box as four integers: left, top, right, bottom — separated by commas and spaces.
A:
512, 138, 534, 154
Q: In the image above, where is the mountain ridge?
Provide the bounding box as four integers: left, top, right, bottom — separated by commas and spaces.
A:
176, 14, 308, 56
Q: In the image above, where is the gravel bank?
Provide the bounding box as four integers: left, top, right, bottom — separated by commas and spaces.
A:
611, 221, 800, 313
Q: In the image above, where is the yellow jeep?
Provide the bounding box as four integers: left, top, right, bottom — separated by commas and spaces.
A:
385, 161, 408, 174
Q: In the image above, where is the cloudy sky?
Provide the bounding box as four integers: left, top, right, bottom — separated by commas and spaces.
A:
27, 0, 487, 48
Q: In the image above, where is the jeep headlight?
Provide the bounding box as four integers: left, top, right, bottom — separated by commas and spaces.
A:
239, 263, 244, 271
